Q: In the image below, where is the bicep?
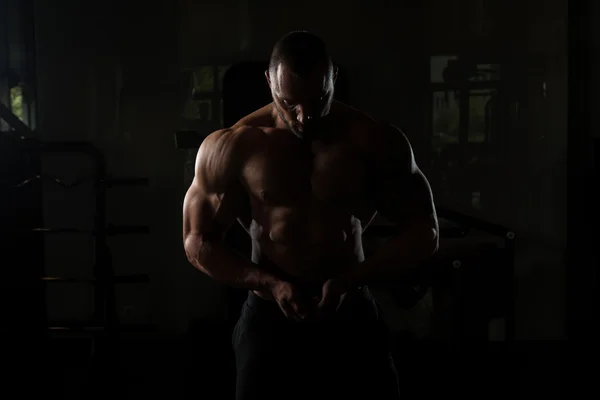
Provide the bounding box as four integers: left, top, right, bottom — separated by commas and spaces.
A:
183, 130, 247, 240
183, 177, 246, 241
182, 180, 216, 239
381, 168, 436, 221
371, 131, 437, 228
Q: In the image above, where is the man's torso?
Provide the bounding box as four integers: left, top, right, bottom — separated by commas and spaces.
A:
233, 102, 383, 292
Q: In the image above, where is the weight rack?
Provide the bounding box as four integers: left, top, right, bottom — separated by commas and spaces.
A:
1, 103, 151, 392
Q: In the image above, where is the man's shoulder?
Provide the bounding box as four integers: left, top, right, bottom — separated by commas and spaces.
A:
195, 126, 264, 188
334, 103, 406, 152
231, 103, 275, 130
202, 125, 265, 158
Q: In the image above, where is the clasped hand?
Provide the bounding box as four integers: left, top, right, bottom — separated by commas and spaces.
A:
270, 277, 353, 321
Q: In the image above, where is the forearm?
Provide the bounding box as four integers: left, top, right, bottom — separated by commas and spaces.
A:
184, 234, 279, 291
342, 223, 438, 286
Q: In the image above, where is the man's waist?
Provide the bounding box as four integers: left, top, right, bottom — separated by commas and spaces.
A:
258, 256, 354, 282
251, 284, 365, 303
250, 283, 323, 302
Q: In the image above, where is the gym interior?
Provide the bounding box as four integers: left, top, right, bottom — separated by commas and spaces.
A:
0, 0, 594, 398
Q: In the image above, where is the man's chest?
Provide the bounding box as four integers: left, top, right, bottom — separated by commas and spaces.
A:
242, 140, 369, 208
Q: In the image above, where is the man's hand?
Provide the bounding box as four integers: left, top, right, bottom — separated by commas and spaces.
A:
270, 280, 311, 322
316, 277, 353, 318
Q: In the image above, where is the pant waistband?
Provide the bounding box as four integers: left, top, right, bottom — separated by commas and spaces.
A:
248, 285, 367, 305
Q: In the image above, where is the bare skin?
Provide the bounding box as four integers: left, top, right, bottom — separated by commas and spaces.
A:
183, 62, 438, 321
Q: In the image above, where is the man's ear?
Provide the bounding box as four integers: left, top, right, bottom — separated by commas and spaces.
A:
265, 70, 271, 87
333, 65, 339, 84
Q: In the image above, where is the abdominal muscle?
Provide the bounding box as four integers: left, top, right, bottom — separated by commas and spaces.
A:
248, 216, 364, 300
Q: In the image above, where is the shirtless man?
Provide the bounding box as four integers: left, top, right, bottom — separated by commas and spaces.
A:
183, 31, 439, 400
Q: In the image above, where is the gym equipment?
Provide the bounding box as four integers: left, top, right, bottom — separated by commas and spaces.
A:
1, 102, 152, 395
0, 107, 152, 331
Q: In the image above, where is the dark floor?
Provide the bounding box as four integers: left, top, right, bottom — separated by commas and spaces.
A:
1, 323, 567, 399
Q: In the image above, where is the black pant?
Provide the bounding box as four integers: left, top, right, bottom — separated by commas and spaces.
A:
232, 287, 401, 400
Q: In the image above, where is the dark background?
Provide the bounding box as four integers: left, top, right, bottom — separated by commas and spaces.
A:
0, 0, 595, 398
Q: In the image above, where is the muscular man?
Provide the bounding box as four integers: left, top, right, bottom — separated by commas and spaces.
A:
183, 31, 438, 400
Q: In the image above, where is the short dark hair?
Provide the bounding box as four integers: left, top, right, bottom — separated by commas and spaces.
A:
268, 31, 332, 79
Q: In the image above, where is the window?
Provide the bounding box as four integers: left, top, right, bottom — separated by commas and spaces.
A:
181, 65, 230, 127
430, 57, 500, 147
430, 56, 458, 83
1, 84, 34, 132
468, 89, 496, 143
181, 65, 231, 185
432, 90, 460, 145
193, 66, 215, 92
10, 86, 24, 122
428, 56, 502, 213
469, 64, 500, 82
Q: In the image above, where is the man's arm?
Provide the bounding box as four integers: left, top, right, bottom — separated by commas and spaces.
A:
342, 126, 439, 286
182, 127, 279, 291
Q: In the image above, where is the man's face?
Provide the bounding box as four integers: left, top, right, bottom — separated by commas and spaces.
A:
266, 63, 336, 140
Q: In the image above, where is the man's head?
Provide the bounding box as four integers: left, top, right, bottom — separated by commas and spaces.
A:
266, 31, 338, 140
